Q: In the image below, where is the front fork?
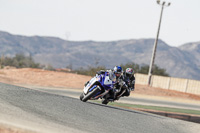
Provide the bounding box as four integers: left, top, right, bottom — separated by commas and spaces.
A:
94, 89, 109, 99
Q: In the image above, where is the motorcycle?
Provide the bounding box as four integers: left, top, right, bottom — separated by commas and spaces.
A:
80, 70, 116, 104
114, 80, 129, 100
116, 75, 134, 98
80, 70, 130, 105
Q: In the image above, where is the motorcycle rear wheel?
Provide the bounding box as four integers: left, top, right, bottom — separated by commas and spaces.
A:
102, 99, 109, 105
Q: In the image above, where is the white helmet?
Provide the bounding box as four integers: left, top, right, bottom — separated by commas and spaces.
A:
125, 68, 134, 78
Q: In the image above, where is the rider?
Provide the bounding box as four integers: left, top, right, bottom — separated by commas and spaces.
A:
121, 68, 135, 97
113, 66, 123, 80
112, 66, 124, 100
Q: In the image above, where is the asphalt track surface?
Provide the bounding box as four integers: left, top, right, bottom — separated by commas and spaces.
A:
0, 83, 199, 133
34, 88, 200, 111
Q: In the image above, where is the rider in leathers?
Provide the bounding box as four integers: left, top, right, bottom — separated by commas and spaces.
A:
112, 66, 124, 100
121, 68, 135, 97
114, 67, 135, 100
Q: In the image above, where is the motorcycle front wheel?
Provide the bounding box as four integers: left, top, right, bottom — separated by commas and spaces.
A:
80, 93, 84, 101
82, 87, 100, 102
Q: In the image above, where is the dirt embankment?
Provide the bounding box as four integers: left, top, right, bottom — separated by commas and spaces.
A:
0, 123, 36, 133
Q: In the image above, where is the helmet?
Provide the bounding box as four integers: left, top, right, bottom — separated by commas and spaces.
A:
125, 68, 134, 78
113, 66, 123, 78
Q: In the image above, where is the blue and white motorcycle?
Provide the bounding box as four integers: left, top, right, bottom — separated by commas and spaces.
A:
80, 70, 116, 104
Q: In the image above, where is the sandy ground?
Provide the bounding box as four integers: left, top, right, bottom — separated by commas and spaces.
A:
0, 123, 36, 133
0, 68, 200, 133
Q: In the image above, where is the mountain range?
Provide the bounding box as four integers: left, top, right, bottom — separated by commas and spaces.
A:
0, 31, 199, 80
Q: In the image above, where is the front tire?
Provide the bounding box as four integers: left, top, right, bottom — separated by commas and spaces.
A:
82, 87, 100, 102
80, 93, 84, 101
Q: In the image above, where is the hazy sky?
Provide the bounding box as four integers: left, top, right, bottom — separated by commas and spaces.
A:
0, 0, 200, 47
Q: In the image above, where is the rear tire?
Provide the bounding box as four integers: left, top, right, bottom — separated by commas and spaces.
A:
102, 99, 109, 105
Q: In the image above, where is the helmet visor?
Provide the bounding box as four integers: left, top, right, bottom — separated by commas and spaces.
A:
126, 73, 132, 78
115, 73, 121, 77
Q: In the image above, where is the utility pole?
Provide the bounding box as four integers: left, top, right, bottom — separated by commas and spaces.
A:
0, 54, 4, 69
148, 0, 171, 86
0, 56, 1, 69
